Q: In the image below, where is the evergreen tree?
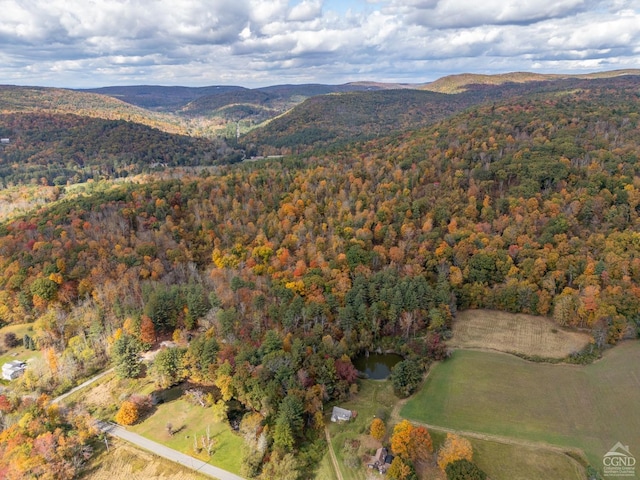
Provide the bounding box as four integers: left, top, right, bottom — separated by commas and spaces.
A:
112, 334, 142, 378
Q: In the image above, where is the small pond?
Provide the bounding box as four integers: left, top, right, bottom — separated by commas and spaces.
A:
352, 353, 403, 380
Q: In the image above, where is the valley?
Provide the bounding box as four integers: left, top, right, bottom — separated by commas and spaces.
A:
1, 71, 640, 480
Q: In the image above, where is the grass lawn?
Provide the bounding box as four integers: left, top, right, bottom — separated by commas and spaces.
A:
450, 310, 591, 359
326, 379, 399, 480
314, 451, 339, 480
130, 387, 244, 475
401, 341, 640, 471
0, 323, 41, 367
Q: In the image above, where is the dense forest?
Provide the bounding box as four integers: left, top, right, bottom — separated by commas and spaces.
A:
1, 74, 640, 477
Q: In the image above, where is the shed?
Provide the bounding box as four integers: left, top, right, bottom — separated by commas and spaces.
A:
331, 406, 353, 422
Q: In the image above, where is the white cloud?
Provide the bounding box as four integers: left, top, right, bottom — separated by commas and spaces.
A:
0, 0, 638, 87
288, 0, 323, 21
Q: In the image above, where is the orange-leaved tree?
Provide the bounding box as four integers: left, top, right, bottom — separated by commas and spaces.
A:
115, 400, 139, 426
370, 417, 386, 441
408, 425, 433, 462
390, 419, 413, 459
437, 433, 473, 471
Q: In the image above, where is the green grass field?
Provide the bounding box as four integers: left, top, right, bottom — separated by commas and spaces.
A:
401, 341, 640, 470
314, 452, 339, 480
130, 388, 244, 475
325, 379, 582, 480
468, 436, 584, 480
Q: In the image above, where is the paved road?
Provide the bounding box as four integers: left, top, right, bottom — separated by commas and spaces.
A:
99, 422, 246, 480
52, 367, 115, 404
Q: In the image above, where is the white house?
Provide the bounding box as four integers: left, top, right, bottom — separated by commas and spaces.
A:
2, 360, 26, 380
331, 406, 353, 422
0, 138, 9, 144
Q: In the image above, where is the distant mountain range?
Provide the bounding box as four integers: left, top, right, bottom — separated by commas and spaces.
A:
1, 70, 639, 185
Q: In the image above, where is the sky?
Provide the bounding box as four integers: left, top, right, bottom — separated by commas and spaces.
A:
0, 0, 639, 88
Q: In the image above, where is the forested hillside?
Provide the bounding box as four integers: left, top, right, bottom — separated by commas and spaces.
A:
0, 86, 186, 134
0, 113, 227, 186
423, 68, 640, 93
242, 75, 640, 155
1, 74, 640, 477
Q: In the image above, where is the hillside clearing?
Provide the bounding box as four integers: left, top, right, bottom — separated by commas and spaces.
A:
450, 310, 591, 359
129, 387, 244, 475
401, 341, 640, 470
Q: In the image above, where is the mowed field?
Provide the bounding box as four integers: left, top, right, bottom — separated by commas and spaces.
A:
401, 341, 640, 469
450, 310, 591, 358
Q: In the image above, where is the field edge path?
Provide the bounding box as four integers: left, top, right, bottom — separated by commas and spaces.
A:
325, 426, 345, 480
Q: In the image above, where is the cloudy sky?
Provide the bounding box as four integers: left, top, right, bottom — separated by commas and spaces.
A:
1, 0, 639, 88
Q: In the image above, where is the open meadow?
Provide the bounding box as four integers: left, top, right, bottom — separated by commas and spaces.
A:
449, 310, 591, 359
401, 341, 640, 470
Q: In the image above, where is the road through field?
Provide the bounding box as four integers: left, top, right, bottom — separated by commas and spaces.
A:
98, 422, 245, 480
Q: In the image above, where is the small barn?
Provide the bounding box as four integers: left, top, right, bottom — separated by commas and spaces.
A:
2, 360, 26, 380
331, 406, 353, 422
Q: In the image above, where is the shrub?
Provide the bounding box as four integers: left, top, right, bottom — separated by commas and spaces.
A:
4, 332, 19, 348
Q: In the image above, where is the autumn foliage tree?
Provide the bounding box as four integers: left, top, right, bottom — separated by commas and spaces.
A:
115, 400, 139, 426
140, 315, 156, 345
437, 433, 473, 471
390, 420, 413, 460
387, 456, 416, 480
391, 420, 433, 463
408, 425, 433, 462
370, 417, 386, 441
0, 395, 98, 479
